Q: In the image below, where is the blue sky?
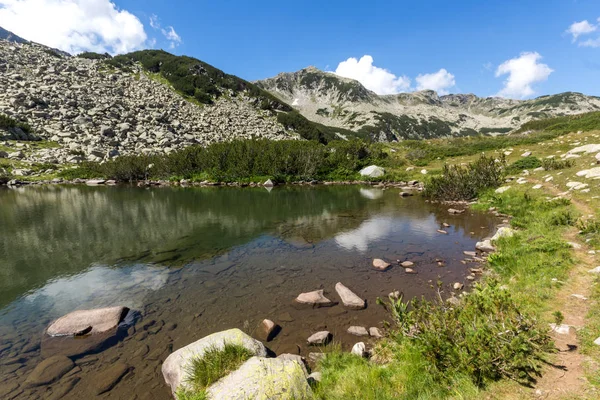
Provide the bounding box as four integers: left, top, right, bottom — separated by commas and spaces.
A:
1, 0, 599, 98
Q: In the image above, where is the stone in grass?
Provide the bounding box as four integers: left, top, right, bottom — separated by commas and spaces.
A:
369, 327, 383, 338
549, 324, 572, 335
162, 328, 267, 395
335, 282, 366, 310
476, 239, 495, 252
295, 290, 336, 308
594, 337, 600, 346
24, 356, 74, 388
588, 266, 600, 274
347, 326, 369, 337
206, 357, 313, 400
351, 342, 367, 357
372, 259, 391, 271
258, 319, 280, 342
307, 331, 332, 346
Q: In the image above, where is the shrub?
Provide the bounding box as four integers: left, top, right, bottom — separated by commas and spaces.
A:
515, 111, 600, 135
507, 156, 542, 173
78, 52, 111, 60
423, 155, 506, 201
378, 281, 553, 387
541, 158, 574, 171
0, 114, 32, 134
549, 209, 577, 226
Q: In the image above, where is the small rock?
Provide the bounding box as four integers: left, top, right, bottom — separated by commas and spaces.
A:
351, 342, 367, 357
295, 290, 336, 307
571, 294, 587, 301
594, 337, 600, 346
94, 363, 130, 395
495, 186, 510, 194
437, 229, 448, 234
400, 261, 414, 268
399, 191, 413, 197
549, 324, 571, 335
307, 331, 331, 346
335, 282, 366, 310
24, 356, 74, 388
453, 282, 464, 291
369, 327, 383, 338
257, 319, 279, 342
588, 266, 600, 274
463, 251, 477, 257
476, 240, 495, 252
308, 371, 322, 383
263, 179, 274, 187
405, 268, 417, 274
448, 208, 465, 215
372, 258, 391, 271
521, 151, 532, 157
347, 326, 369, 336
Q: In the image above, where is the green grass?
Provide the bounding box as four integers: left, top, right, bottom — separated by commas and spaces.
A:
0, 114, 32, 134
515, 111, 600, 134
176, 344, 254, 400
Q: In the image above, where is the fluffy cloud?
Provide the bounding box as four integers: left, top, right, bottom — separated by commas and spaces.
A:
567, 19, 597, 41
415, 69, 456, 95
334, 55, 411, 95
495, 52, 553, 99
580, 38, 600, 48
0, 0, 147, 54
149, 14, 182, 49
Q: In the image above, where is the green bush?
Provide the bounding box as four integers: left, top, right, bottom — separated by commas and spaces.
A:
0, 114, 32, 133
515, 111, 600, 134
423, 155, 506, 201
378, 281, 553, 387
507, 156, 542, 173
541, 158, 574, 171
78, 52, 111, 60
59, 139, 390, 182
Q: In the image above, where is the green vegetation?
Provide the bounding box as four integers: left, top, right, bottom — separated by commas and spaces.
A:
297, 70, 372, 102
357, 113, 453, 141
276, 111, 365, 143
59, 139, 397, 182
176, 344, 253, 400
507, 156, 542, 173
317, 186, 577, 398
479, 127, 513, 134
515, 111, 600, 134
0, 114, 32, 134
77, 51, 111, 60
541, 158, 574, 171
423, 155, 505, 200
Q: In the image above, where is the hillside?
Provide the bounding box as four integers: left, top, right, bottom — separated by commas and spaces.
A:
0, 26, 28, 44
256, 67, 600, 141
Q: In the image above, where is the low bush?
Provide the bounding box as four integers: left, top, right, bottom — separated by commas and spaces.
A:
377, 281, 553, 387
423, 155, 506, 201
59, 139, 391, 182
507, 156, 542, 173
0, 114, 32, 134
541, 158, 574, 171
515, 111, 600, 135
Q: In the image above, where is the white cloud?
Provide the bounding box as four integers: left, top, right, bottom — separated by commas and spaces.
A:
580, 37, 600, 48
495, 52, 553, 99
0, 0, 147, 55
148, 14, 182, 49
333, 55, 411, 95
567, 20, 597, 41
415, 69, 456, 95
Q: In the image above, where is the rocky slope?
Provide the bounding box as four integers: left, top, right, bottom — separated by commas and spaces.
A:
0, 39, 298, 168
256, 67, 600, 141
0, 26, 28, 44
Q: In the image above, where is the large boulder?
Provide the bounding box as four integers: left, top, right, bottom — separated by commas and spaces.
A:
46, 306, 129, 336
568, 144, 600, 154
359, 165, 385, 178
335, 282, 365, 309
162, 328, 267, 395
491, 227, 515, 242
206, 357, 313, 399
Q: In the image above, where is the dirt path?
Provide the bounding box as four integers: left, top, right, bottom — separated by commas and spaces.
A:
525, 182, 598, 399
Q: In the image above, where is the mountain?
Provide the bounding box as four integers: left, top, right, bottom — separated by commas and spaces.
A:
0, 26, 28, 44
256, 67, 600, 141
0, 41, 358, 167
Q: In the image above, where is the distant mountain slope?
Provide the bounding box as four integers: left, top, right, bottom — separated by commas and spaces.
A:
256, 67, 600, 141
0, 26, 28, 44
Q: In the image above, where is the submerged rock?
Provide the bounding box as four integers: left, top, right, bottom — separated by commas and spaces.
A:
94, 363, 130, 395
257, 319, 280, 342
295, 290, 336, 307
24, 355, 74, 388
448, 208, 465, 215
47, 306, 129, 336
162, 328, 267, 395
335, 282, 366, 310
347, 326, 369, 336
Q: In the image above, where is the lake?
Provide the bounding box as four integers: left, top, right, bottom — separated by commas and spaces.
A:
0, 185, 497, 399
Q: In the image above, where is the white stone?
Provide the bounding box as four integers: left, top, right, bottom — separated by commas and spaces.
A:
532, 184, 542, 189
206, 357, 313, 400
476, 239, 495, 252
335, 282, 365, 309
295, 290, 335, 307
307, 331, 331, 345
351, 342, 366, 357
588, 266, 600, 274
549, 324, 571, 335
495, 186, 510, 194
359, 165, 385, 178
347, 326, 369, 336
491, 227, 515, 242
568, 144, 600, 154
47, 306, 129, 336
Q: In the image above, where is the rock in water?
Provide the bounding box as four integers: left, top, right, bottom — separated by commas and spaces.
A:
295, 290, 336, 307
347, 326, 369, 336
94, 363, 130, 395
162, 328, 267, 395
448, 208, 465, 215
351, 342, 367, 357
372, 259, 391, 271
206, 357, 314, 399
307, 331, 332, 346
335, 282, 366, 310
369, 327, 383, 338
24, 356, 74, 388
46, 306, 129, 336
401, 261, 414, 268
263, 179, 274, 187
476, 239, 495, 252
359, 165, 385, 178
257, 319, 280, 342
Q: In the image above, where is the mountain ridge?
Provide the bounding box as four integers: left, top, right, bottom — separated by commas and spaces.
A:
256, 67, 600, 141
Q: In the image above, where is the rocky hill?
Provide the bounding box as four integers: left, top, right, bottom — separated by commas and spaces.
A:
0, 26, 28, 44
256, 67, 600, 141
0, 40, 316, 167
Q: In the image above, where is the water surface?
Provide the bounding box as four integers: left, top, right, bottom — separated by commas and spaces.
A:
0, 185, 496, 399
